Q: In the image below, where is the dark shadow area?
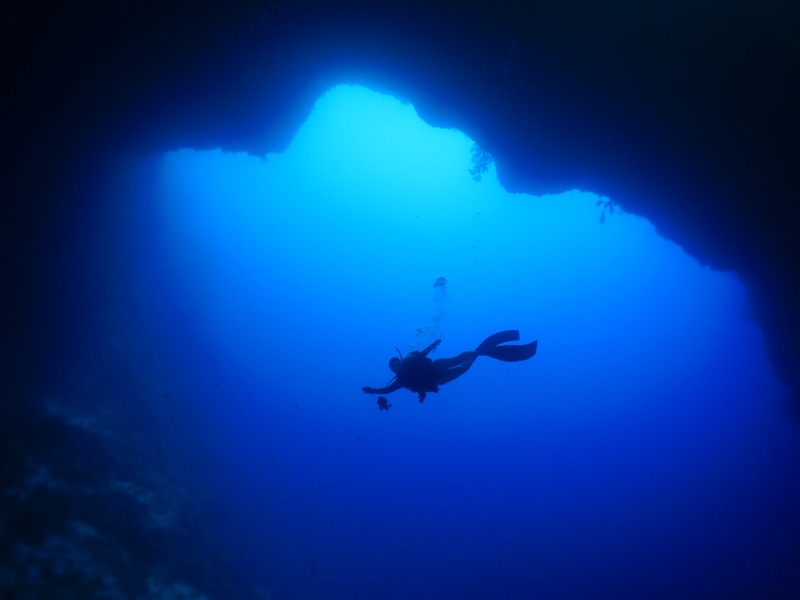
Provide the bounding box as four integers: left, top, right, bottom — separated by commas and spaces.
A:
0, 340, 256, 597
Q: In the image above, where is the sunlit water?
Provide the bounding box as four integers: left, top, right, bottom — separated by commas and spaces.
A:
115, 85, 798, 599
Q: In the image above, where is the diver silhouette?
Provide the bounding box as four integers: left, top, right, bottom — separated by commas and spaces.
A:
362, 330, 537, 403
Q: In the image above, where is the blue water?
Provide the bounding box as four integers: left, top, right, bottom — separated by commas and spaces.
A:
102, 85, 798, 598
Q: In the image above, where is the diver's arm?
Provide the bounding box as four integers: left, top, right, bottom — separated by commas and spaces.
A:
419, 339, 441, 358
362, 380, 403, 395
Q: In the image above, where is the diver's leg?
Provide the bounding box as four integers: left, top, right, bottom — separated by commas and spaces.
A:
432, 352, 478, 386
435, 361, 476, 386
431, 351, 478, 371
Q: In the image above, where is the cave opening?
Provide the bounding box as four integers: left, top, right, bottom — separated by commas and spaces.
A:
102, 84, 796, 599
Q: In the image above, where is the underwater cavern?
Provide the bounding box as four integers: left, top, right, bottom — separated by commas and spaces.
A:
3, 1, 800, 598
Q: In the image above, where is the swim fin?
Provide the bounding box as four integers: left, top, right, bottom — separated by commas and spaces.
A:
477, 339, 537, 362
474, 330, 520, 351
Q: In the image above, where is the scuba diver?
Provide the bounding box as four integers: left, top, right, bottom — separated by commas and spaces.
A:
363, 330, 537, 403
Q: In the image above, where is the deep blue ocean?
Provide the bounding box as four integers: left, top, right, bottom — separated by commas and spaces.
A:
50, 85, 800, 599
